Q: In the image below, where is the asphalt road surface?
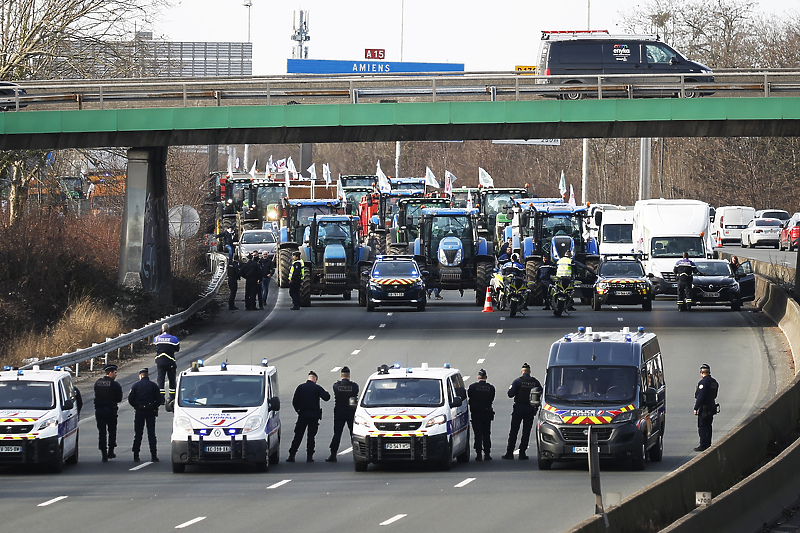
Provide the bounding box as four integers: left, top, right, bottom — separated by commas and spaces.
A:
0, 289, 787, 533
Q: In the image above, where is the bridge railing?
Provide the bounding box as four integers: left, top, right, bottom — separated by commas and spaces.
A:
19, 253, 227, 372
2, 70, 800, 111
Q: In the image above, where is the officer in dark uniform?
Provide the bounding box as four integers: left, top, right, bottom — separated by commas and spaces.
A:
674, 252, 698, 311
94, 364, 123, 462
326, 366, 360, 462
289, 251, 304, 310
227, 259, 241, 310
502, 362, 542, 460
240, 253, 263, 311
693, 363, 719, 452
537, 255, 557, 310
468, 368, 496, 461
128, 367, 164, 462
154, 323, 180, 401
260, 251, 276, 309
288, 370, 330, 462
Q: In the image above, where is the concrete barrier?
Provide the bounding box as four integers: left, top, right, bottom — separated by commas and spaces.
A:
568, 256, 800, 533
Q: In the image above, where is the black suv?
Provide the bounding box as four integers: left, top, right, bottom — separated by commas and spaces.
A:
592, 256, 653, 311
360, 255, 426, 312
689, 259, 755, 311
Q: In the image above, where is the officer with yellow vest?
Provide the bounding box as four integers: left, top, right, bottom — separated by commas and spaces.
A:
555, 250, 574, 288
289, 251, 305, 310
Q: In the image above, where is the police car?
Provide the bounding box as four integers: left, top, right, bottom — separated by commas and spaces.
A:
0, 366, 81, 472
592, 256, 653, 311
170, 359, 280, 473
351, 363, 469, 471
360, 255, 427, 312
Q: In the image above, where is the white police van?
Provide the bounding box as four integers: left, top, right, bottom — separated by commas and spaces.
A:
351, 363, 470, 471
170, 359, 280, 473
0, 366, 81, 472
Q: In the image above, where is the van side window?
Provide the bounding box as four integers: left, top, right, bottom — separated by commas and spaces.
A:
644, 43, 676, 64
447, 379, 455, 405
268, 374, 279, 399
560, 43, 602, 64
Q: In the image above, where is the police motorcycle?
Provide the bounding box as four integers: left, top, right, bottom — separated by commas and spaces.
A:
549, 234, 580, 317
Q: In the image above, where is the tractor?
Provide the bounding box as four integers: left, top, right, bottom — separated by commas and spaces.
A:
389, 196, 452, 254
358, 189, 423, 255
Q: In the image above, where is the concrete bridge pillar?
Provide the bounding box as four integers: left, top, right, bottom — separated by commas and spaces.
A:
118, 147, 173, 304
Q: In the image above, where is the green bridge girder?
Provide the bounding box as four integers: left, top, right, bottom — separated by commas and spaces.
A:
2, 97, 800, 150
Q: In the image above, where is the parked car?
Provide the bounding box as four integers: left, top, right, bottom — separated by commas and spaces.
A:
236, 229, 277, 260
741, 218, 781, 248
689, 259, 755, 311
780, 218, 800, 251
592, 255, 653, 311
754, 209, 790, 221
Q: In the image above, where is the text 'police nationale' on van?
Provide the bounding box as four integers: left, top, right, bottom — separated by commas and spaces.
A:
170, 360, 280, 473
0, 366, 81, 472
352, 363, 470, 472
536, 327, 665, 471
536, 30, 713, 100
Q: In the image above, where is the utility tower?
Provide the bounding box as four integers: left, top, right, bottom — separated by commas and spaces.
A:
291, 10, 310, 59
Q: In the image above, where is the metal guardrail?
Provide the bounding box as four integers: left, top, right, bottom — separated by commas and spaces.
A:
2, 70, 800, 112
20, 253, 227, 372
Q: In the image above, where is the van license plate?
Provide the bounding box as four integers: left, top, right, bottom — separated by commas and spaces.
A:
614, 290, 632, 295
388, 292, 404, 297
702, 292, 720, 298
0, 445, 21, 453
572, 446, 600, 454
204, 446, 230, 453
385, 442, 410, 450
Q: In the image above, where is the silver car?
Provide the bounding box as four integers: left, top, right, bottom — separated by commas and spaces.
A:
237, 229, 277, 260
740, 218, 781, 248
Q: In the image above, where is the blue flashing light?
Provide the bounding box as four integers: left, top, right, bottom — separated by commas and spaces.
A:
17, 370, 23, 376
197, 359, 204, 367
578, 326, 586, 334
443, 363, 450, 369
564, 335, 572, 342
637, 326, 645, 334
199, 429, 210, 436
393, 363, 401, 369
221, 362, 228, 371
3, 366, 10, 371
54, 366, 62, 371
625, 335, 632, 343
261, 358, 269, 367
407, 368, 413, 373
227, 428, 237, 435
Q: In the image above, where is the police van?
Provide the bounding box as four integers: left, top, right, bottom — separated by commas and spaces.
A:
0, 366, 81, 472
170, 360, 280, 473
351, 363, 470, 471
536, 327, 666, 471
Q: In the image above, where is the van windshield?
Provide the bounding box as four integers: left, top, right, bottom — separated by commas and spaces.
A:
545, 366, 638, 404
0, 381, 55, 410
177, 375, 265, 408
361, 378, 443, 407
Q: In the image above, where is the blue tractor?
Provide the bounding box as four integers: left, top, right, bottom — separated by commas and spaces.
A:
298, 214, 373, 305
410, 207, 495, 305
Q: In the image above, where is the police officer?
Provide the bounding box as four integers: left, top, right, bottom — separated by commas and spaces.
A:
674, 252, 698, 311
94, 364, 123, 462
289, 251, 304, 310
694, 363, 719, 452
240, 253, 263, 311
260, 251, 276, 308
227, 258, 241, 310
498, 237, 513, 260
220, 225, 236, 263
128, 368, 164, 462
326, 366, 360, 462
468, 368, 496, 461
502, 362, 542, 460
154, 323, 180, 401
537, 255, 557, 310
288, 370, 331, 462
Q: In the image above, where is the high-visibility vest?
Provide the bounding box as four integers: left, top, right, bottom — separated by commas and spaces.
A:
556, 256, 573, 278
290, 258, 305, 280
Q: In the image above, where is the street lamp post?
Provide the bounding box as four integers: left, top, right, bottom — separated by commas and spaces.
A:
244, 0, 253, 43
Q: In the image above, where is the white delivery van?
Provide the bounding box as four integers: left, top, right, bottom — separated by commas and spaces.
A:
633, 199, 712, 295
0, 366, 81, 472
711, 206, 755, 245
170, 360, 280, 473
351, 363, 470, 472
591, 205, 635, 256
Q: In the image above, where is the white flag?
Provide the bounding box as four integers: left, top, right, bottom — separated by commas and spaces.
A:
227, 155, 234, 177
268, 155, 276, 173
466, 189, 474, 210
87, 182, 96, 198
558, 170, 567, 198
337, 179, 346, 206
376, 161, 391, 193
287, 157, 297, 178
323, 163, 332, 185
424, 166, 440, 189
249, 160, 257, 178
478, 167, 494, 188
568, 184, 576, 207
275, 158, 286, 171
307, 163, 317, 181
444, 171, 457, 195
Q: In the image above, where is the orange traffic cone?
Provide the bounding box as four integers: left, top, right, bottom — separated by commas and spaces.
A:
482, 286, 494, 312
717, 232, 723, 248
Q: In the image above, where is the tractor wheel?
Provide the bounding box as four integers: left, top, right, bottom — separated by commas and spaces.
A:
278, 249, 293, 288
476, 261, 492, 306
526, 259, 543, 305
300, 266, 312, 307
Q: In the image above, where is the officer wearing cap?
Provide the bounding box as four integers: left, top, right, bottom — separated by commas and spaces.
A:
468, 368, 496, 461
288, 370, 331, 462
94, 364, 123, 462
154, 323, 180, 401
693, 364, 719, 452
502, 362, 542, 460
289, 251, 305, 310
326, 366, 360, 462
128, 367, 164, 462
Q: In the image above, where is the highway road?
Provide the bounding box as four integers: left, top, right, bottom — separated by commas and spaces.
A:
0, 290, 786, 532
720, 243, 798, 270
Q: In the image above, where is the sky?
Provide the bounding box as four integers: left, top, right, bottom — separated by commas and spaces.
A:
151, 0, 799, 76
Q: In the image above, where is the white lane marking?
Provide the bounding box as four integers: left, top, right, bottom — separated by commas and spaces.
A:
454, 477, 476, 488
331, 366, 341, 373
488, 342, 496, 347
477, 358, 485, 364
497, 329, 503, 333
617, 317, 623, 321
463, 376, 470, 381
175, 517, 206, 529
129, 461, 153, 471
38, 496, 68, 507
338, 446, 353, 456
351, 350, 361, 355
267, 479, 292, 489
380, 514, 407, 526
368, 335, 376, 340
379, 323, 386, 328
386, 312, 393, 316
500, 317, 506, 321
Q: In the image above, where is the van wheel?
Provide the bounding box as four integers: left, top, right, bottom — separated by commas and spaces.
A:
537, 451, 552, 470
643, 299, 652, 311
255, 457, 269, 472
51, 443, 64, 473
631, 437, 646, 471
592, 294, 602, 311
269, 435, 280, 465
457, 431, 470, 463
680, 81, 699, 99
172, 461, 186, 473
65, 431, 79, 465
354, 459, 368, 472
563, 84, 583, 100
440, 441, 453, 471
648, 434, 663, 462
